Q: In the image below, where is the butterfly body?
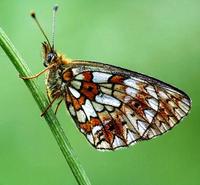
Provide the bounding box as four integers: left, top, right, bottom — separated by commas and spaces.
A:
42, 42, 70, 99
40, 42, 191, 151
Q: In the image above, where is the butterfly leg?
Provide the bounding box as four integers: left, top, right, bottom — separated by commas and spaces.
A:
41, 92, 61, 117
20, 63, 56, 80
54, 99, 63, 115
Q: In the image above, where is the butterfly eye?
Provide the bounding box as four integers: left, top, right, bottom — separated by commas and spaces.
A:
47, 53, 55, 62
43, 53, 55, 67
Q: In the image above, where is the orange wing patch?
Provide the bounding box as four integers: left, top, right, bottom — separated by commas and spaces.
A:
80, 82, 99, 100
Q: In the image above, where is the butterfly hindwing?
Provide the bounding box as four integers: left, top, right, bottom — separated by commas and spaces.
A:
64, 60, 191, 150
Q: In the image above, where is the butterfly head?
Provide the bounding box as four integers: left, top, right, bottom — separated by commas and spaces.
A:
42, 42, 58, 67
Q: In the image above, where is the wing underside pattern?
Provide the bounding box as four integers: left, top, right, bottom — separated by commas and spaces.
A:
64, 61, 191, 150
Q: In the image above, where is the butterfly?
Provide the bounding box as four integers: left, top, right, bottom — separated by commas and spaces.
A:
22, 6, 191, 151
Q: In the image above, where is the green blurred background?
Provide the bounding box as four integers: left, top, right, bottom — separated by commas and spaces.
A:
0, 0, 199, 185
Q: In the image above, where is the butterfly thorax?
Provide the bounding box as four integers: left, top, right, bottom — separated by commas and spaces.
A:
42, 42, 72, 99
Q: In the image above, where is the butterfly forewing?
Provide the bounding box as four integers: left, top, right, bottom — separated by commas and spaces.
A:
64, 60, 191, 150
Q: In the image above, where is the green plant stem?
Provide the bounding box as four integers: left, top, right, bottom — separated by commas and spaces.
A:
0, 27, 91, 185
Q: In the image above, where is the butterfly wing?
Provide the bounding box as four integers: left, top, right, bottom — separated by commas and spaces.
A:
64, 60, 191, 151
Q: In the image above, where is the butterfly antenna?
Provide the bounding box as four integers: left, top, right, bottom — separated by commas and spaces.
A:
51, 5, 59, 50
31, 11, 51, 47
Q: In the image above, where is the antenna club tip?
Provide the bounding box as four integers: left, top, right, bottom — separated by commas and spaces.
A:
53, 4, 59, 11
30, 11, 36, 18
